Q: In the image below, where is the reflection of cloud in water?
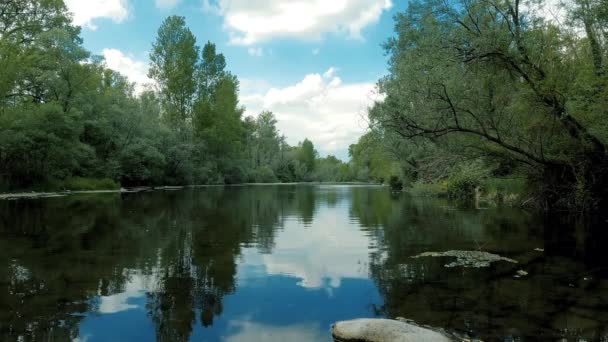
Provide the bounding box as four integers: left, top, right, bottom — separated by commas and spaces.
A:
98, 271, 159, 314
222, 321, 327, 342
240, 205, 371, 289
72, 334, 91, 342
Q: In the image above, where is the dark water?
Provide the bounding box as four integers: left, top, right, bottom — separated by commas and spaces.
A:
0, 185, 607, 341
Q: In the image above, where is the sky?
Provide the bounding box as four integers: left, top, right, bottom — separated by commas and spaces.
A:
63, 0, 408, 160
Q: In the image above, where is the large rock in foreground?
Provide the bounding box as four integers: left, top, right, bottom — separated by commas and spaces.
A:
332, 319, 453, 342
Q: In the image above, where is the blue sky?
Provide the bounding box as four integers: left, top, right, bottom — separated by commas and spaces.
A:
65, 0, 407, 159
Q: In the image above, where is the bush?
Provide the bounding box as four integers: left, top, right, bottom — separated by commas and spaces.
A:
482, 177, 526, 195
253, 166, 279, 183
447, 175, 480, 200
389, 176, 403, 191
409, 181, 448, 197
480, 177, 526, 204
51, 177, 120, 191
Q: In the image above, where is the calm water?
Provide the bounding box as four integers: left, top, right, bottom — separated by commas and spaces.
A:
0, 185, 607, 341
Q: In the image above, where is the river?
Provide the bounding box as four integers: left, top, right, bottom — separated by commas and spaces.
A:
0, 185, 606, 341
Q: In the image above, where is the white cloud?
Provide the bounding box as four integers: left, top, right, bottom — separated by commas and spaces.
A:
323, 67, 337, 79
239, 202, 372, 289
65, 0, 129, 30
97, 272, 159, 314
206, 0, 393, 45
247, 47, 264, 57
155, 0, 180, 9
223, 321, 327, 342
102, 48, 154, 94
241, 68, 380, 156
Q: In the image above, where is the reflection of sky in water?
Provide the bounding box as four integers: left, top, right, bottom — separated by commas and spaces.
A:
79, 276, 381, 341
77, 189, 382, 341
241, 203, 370, 289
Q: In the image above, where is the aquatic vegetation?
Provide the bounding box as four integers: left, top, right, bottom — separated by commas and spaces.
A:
412, 250, 518, 268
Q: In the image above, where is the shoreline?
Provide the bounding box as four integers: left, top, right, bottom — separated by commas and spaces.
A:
0, 182, 385, 201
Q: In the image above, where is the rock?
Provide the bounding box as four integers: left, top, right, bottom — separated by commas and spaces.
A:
534, 248, 544, 252
331, 319, 453, 342
411, 250, 518, 268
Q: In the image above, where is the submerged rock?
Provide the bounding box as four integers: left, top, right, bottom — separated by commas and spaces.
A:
411, 250, 518, 268
331, 319, 453, 342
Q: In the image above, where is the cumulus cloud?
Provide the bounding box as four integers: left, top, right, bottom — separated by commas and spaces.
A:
241, 68, 380, 157
239, 199, 372, 289
102, 49, 154, 94
65, 0, 129, 30
97, 272, 159, 314
205, 0, 393, 45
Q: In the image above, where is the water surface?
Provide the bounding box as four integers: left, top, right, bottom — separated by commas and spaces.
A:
0, 185, 607, 341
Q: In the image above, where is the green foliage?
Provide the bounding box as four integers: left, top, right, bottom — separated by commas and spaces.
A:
0, 3, 347, 191
409, 181, 448, 198
348, 131, 403, 184
363, 0, 608, 210
51, 177, 119, 191
295, 139, 317, 174
388, 176, 403, 191
251, 166, 278, 183
149, 16, 198, 124
482, 178, 526, 197
446, 176, 480, 201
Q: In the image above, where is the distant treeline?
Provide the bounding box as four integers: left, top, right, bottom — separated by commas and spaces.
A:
349, 0, 608, 211
0, 1, 362, 191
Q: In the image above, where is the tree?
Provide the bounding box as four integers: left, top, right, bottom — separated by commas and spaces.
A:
296, 139, 318, 174
149, 16, 198, 125
372, 0, 608, 210
197, 42, 226, 102
253, 111, 280, 168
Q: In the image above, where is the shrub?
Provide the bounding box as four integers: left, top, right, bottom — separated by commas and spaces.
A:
447, 175, 480, 200
51, 177, 120, 191
389, 176, 403, 191
409, 180, 448, 197
254, 166, 279, 183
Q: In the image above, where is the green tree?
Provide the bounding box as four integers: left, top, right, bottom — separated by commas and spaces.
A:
372, 0, 608, 210
295, 138, 317, 175
197, 42, 226, 102
149, 16, 198, 125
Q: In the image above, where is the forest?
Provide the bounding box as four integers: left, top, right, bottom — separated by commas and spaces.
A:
0, 1, 352, 191
2, 0, 608, 212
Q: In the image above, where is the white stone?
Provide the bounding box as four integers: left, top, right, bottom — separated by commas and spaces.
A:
331, 319, 453, 342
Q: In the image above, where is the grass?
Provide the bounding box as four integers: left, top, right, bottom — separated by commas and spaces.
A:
407, 177, 527, 205
479, 177, 526, 205
49, 177, 120, 191
408, 180, 448, 197
482, 177, 526, 195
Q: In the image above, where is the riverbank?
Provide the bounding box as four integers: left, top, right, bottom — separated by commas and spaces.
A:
406, 177, 527, 207
0, 182, 384, 200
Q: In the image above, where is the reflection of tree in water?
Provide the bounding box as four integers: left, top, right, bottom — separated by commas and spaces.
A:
0, 185, 344, 341
0, 195, 140, 341
350, 191, 608, 340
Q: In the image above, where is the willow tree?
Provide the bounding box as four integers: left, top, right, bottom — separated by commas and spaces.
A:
373, 0, 608, 210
